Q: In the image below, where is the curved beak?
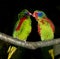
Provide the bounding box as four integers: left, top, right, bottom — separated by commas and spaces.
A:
28, 12, 32, 15
32, 13, 35, 17
32, 12, 38, 19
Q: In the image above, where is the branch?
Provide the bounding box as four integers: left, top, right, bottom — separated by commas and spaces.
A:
0, 32, 60, 49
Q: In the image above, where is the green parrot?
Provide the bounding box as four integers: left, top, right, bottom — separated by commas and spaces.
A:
33, 10, 55, 59
7, 9, 32, 59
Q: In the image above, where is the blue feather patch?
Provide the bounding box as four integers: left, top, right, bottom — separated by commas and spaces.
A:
38, 12, 43, 17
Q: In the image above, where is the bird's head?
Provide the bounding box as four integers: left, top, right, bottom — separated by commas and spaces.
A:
33, 10, 47, 21
18, 9, 32, 19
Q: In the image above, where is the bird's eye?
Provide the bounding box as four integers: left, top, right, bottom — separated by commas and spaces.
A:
38, 12, 43, 17
24, 12, 28, 15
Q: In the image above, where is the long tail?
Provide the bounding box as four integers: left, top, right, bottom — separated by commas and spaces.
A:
7, 46, 17, 59
49, 49, 54, 59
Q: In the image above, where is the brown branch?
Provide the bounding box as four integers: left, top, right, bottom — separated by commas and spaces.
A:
0, 32, 60, 49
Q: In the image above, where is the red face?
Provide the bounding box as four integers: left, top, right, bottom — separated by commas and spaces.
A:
33, 12, 38, 20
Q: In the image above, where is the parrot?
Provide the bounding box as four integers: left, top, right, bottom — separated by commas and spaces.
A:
7, 9, 32, 59
33, 10, 55, 59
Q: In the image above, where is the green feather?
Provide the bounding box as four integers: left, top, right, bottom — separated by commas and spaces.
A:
13, 17, 31, 41
7, 9, 32, 59
18, 9, 29, 19
40, 22, 54, 41
34, 10, 55, 59
12, 9, 31, 41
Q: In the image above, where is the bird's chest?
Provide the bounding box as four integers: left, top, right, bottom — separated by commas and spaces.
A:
38, 20, 54, 41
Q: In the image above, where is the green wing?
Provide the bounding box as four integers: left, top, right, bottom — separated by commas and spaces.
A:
13, 17, 31, 41
7, 9, 32, 59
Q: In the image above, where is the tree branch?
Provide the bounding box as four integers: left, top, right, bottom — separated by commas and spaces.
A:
0, 32, 60, 49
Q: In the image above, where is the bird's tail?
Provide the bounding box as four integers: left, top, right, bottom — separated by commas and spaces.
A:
7, 46, 17, 59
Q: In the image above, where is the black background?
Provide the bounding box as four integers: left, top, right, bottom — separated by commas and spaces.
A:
0, 0, 60, 59
0, 0, 60, 35
0, 0, 60, 38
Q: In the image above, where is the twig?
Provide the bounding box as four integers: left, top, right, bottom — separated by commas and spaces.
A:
0, 32, 60, 49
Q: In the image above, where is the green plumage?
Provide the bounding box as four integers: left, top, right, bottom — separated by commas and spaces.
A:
39, 20, 54, 41
33, 10, 55, 59
13, 16, 31, 41
7, 9, 32, 59
33, 10, 54, 41
13, 9, 31, 41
